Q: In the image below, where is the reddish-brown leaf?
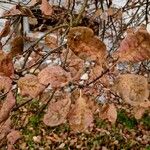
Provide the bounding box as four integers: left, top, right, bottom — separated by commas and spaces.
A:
3, 5, 34, 17
40, 0, 53, 16
0, 21, 10, 40
0, 76, 12, 94
7, 130, 21, 145
0, 92, 16, 123
67, 27, 107, 65
114, 27, 150, 62
38, 66, 71, 88
10, 35, 24, 58
68, 91, 93, 132
45, 35, 58, 49
43, 96, 71, 127
100, 104, 117, 124
112, 74, 149, 106
0, 51, 14, 77
0, 118, 12, 144
18, 74, 45, 98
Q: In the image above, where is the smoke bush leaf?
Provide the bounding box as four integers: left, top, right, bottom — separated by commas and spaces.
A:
0, 51, 14, 77
40, 0, 53, 16
67, 27, 107, 65
0, 76, 12, 94
68, 91, 93, 132
43, 96, 71, 127
38, 66, 71, 88
0, 118, 12, 144
10, 35, 24, 58
112, 74, 149, 106
100, 103, 117, 124
0, 21, 10, 40
18, 74, 45, 98
114, 27, 150, 62
0, 92, 16, 123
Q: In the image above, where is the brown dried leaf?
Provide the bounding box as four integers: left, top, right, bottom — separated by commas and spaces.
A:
18, 74, 45, 98
67, 27, 107, 65
40, 0, 53, 16
10, 35, 24, 58
0, 21, 11, 40
43, 97, 71, 127
114, 27, 150, 62
112, 74, 149, 106
68, 91, 93, 132
7, 130, 21, 145
100, 104, 117, 124
3, 5, 34, 17
0, 118, 12, 144
38, 66, 71, 88
0, 76, 12, 94
0, 51, 14, 77
45, 35, 58, 49
0, 92, 16, 123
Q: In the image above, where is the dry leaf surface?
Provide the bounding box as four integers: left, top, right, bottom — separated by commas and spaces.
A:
38, 66, 71, 88
0, 51, 14, 77
67, 27, 107, 64
43, 97, 71, 127
0, 92, 15, 123
112, 74, 149, 106
100, 104, 117, 124
18, 74, 45, 98
68, 91, 93, 132
40, 0, 53, 16
114, 27, 150, 62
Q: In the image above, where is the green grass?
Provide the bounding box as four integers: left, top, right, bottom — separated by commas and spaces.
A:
141, 113, 150, 129
117, 110, 137, 129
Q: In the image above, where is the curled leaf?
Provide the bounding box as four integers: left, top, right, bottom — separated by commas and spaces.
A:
114, 27, 150, 62
68, 91, 93, 132
38, 66, 71, 88
100, 104, 117, 124
18, 74, 45, 98
43, 96, 71, 127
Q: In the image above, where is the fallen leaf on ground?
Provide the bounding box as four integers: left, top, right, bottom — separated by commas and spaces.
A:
18, 74, 45, 98
43, 96, 71, 126
68, 90, 94, 132
100, 103, 117, 124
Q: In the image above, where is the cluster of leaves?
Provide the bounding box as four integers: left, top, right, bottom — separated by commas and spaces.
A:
0, 0, 150, 149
